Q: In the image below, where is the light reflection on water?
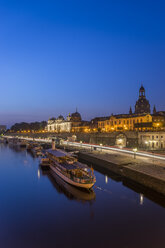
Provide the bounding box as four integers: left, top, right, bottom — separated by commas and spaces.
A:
37, 168, 40, 179
0, 143, 165, 248
140, 193, 144, 205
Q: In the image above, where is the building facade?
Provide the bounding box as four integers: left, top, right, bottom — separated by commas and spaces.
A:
98, 86, 165, 132
138, 132, 165, 149
47, 111, 82, 133
47, 86, 165, 134
98, 113, 152, 132
47, 115, 72, 132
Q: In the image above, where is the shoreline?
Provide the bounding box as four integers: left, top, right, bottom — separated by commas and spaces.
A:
2, 134, 165, 197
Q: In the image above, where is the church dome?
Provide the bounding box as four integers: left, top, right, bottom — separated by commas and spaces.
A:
71, 111, 82, 121
58, 115, 64, 120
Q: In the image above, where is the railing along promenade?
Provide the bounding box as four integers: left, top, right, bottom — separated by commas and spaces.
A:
3, 135, 165, 162
61, 141, 165, 161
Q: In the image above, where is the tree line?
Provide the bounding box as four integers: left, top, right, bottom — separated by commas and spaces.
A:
10, 121, 47, 132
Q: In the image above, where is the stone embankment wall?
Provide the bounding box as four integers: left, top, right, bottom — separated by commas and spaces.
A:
88, 132, 138, 147
78, 152, 123, 175
123, 166, 165, 195
7, 131, 138, 147
78, 151, 165, 196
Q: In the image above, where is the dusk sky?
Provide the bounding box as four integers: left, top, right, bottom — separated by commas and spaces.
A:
0, 0, 165, 127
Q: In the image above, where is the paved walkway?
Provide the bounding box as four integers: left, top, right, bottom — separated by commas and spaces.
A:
70, 146, 165, 183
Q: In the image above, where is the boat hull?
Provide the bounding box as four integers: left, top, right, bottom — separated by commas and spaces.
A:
50, 165, 95, 189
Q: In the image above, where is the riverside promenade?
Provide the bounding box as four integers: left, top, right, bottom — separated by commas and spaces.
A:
60, 141, 165, 196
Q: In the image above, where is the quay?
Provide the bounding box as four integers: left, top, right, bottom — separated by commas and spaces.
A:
2, 135, 165, 196
61, 141, 165, 196
76, 149, 165, 195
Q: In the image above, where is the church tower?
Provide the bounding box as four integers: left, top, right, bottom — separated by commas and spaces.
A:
129, 106, 132, 115
153, 105, 157, 114
135, 85, 151, 114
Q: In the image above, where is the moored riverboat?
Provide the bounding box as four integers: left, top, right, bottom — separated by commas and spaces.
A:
46, 141, 96, 189
40, 157, 50, 170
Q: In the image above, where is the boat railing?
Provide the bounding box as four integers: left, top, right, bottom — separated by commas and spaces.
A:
72, 177, 93, 184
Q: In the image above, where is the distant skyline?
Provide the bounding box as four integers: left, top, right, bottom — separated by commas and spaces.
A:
0, 0, 165, 127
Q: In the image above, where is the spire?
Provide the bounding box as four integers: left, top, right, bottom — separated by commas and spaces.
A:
129, 106, 132, 115
153, 105, 156, 114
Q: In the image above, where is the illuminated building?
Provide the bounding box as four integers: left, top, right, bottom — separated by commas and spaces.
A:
47, 115, 72, 132
47, 111, 83, 133
138, 131, 165, 149
90, 117, 109, 132
98, 86, 165, 132
46, 86, 165, 134
71, 121, 90, 133
98, 113, 153, 132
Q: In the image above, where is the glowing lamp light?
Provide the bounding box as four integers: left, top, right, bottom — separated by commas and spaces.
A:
133, 148, 137, 153
133, 148, 137, 159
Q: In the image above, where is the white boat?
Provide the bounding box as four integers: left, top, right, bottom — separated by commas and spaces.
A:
46, 143, 96, 189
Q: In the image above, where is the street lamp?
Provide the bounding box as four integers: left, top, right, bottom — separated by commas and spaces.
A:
145, 141, 149, 150
133, 148, 137, 159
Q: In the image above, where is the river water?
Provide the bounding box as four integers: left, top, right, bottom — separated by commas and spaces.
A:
0, 143, 165, 248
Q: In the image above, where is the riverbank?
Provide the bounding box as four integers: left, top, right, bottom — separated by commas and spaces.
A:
3, 134, 165, 196
61, 145, 165, 196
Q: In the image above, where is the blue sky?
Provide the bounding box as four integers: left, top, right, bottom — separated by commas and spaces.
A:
0, 0, 165, 126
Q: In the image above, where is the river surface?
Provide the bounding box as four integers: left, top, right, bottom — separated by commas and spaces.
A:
0, 144, 165, 248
